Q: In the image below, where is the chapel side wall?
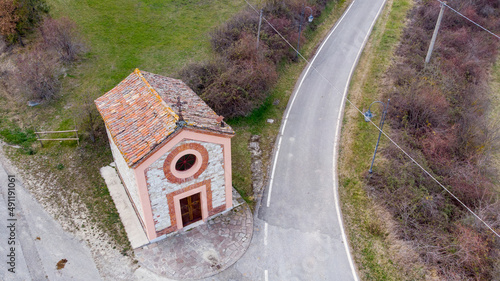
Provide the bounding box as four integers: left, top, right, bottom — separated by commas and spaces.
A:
223, 137, 233, 210
106, 129, 145, 224
145, 139, 226, 232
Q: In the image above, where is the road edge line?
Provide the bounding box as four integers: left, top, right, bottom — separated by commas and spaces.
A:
332, 1, 388, 281
266, 0, 356, 208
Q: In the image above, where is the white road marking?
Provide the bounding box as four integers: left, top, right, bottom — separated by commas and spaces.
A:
265, 269, 269, 281
266, 0, 357, 208
264, 222, 268, 246
332, 2, 387, 281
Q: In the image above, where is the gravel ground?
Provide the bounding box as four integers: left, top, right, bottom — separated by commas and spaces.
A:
0, 142, 139, 280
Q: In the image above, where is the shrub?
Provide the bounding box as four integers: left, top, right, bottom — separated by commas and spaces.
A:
0, 35, 7, 54
262, 16, 296, 62
5, 16, 86, 103
202, 57, 277, 118
178, 59, 226, 94
210, 10, 259, 54
181, 0, 327, 118
0, 0, 19, 38
1, 0, 49, 44
39, 17, 86, 62
227, 32, 263, 61
377, 0, 500, 279
390, 82, 449, 136
12, 45, 61, 101
76, 91, 105, 142
454, 224, 491, 278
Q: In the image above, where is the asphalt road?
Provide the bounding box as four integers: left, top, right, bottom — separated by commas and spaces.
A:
0, 155, 101, 281
206, 0, 387, 280
0, 0, 386, 280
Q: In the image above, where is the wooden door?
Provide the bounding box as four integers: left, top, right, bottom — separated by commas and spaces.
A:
180, 193, 202, 227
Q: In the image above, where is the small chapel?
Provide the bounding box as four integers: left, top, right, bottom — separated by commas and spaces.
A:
95, 69, 235, 241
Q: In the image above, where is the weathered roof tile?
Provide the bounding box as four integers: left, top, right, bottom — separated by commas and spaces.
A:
95, 69, 234, 167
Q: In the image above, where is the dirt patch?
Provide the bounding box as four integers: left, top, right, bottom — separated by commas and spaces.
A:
56, 259, 68, 270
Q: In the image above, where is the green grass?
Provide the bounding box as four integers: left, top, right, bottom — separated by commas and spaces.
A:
0, 0, 355, 256
14, 0, 250, 134
0, 127, 36, 147
337, 0, 428, 280
47, 0, 246, 77
0, 0, 249, 253
0, 118, 37, 154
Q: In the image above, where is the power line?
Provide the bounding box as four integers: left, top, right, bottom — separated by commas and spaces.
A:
373, 121, 500, 237
242, 0, 500, 238
244, 0, 310, 63
437, 0, 500, 40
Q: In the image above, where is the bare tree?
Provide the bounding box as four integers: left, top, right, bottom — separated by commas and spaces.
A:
76, 90, 104, 142
40, 17, 86, 62
13, 45, 60, 101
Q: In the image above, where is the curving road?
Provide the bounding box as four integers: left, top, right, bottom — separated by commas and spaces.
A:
206, 0, 388, 280
258, 0, 388, 279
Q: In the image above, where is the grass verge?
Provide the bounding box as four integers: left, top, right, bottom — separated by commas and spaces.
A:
337, 0, 430, 279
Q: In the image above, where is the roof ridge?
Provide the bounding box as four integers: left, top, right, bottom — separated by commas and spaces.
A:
134, 68, 179, 121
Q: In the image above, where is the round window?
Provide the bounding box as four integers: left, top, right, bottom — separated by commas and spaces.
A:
163, 143, 209, 183
175, 154, 197, 171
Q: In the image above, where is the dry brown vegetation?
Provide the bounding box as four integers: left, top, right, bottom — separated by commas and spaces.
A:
4, 16, 86, 103
39, 17, 86, 62
12, 46, 61, 101
0, 0, 49, 44
370, 0, 500, 279
0, 0, 19, 37
180, 0, 339, 118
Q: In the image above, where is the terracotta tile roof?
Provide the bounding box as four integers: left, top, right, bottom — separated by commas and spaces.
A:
95, 69, 234, 167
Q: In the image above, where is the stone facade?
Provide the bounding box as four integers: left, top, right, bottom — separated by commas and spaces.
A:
96, 70, 235, 241
107, 130, 144, 224
145, 139, 226, 233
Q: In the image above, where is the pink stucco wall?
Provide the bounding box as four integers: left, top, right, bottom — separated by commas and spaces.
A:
132, 128, 233, 240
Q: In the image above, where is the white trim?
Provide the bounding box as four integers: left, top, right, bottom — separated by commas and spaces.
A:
332, 1, 387, 281
170, 149, 203, 179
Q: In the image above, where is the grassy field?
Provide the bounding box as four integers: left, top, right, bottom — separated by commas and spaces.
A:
336, 0, 430, 279
0, 0, 249, 254
47, 0, 246, 78
0, 0, 352, 252
1, 0, 250, 136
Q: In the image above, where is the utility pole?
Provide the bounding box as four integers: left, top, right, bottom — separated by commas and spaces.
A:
296, 6, 304, 60
296, 5, 313, 60
257, 9, 263, 49
425, 2, 446, 65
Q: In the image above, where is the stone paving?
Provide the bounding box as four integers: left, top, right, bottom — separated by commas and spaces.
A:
135, 202, 253, 280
